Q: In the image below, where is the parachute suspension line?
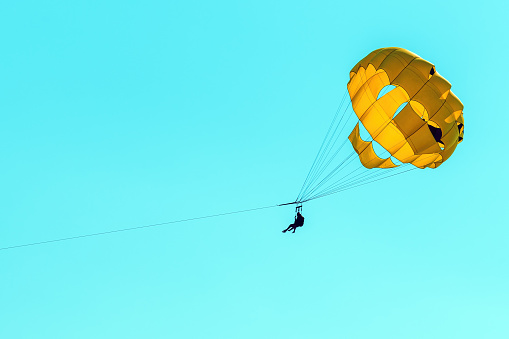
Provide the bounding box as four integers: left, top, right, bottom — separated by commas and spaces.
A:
304, 150, 398, 200
296, 91, 360, 202
297, 137, 352, 202
299, 150, 356, 201
296, 89, 348, 197
337, 152, 439, 193
297, 101, 357, 202
296, 74, 422, 203
301, 166, 418, 203
304, 164, 411, 201
303, 152, 440, 202
296, 89, 349, 201
303, 103, 352, 185
299, 99, 352, 193
299, 110, 355, 199
300, 135, 416, 201
329, 166, 387, 191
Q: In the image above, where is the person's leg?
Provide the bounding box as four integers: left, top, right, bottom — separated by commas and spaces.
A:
283, 223, 296, 233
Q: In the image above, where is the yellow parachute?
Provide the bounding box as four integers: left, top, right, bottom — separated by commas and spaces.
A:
295, 47, 464, 203
347, 47, 464, 169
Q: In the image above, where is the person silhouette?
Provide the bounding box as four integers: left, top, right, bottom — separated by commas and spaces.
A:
282, 212, 304, 233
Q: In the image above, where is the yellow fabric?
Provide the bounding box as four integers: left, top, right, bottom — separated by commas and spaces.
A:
347, 47, 464, 169
348, 123, 398, 169
409, 100, 428, 120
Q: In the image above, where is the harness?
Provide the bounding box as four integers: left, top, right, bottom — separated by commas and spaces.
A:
295, 204, 304, 226
295, 204, 302, 214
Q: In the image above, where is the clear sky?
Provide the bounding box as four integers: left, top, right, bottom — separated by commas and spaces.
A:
1, 1, 508, 338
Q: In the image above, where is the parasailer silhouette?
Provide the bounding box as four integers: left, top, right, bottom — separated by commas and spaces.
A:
282, 212, 304, 233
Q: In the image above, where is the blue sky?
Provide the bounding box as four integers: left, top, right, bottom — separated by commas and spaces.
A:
1, 1, 508, 338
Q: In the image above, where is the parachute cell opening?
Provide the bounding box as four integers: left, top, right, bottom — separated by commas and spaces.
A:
377, 85, 397, 100
393, 102, 408, 119
427, 121, 443, 144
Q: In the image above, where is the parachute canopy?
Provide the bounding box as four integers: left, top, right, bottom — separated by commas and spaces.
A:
348, 47, 464, 169
295, 47, 464, 203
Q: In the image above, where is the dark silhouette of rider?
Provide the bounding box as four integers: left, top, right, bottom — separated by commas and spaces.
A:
283, 212, 304, 233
